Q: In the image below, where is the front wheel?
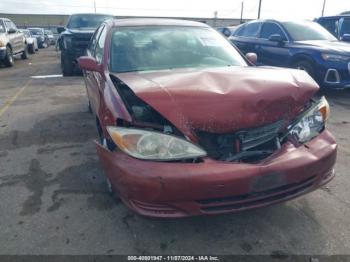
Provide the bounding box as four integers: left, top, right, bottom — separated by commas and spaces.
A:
21, 47, 28, 59
61, 53, 74, 76
4, 46, 14, 67
28, 44, 35, 54
293, 60, 315, 80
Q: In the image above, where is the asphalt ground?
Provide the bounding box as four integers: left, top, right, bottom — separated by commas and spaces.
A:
0, 47, 350, 256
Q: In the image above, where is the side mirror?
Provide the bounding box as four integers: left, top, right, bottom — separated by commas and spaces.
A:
57, 26, 65, 34
246, 52, 257, 65
268, 34, 284, 43
223, 29, 231, 37
8, 28, 16, 34
78, 56, 102, 73
341, 34, 350, 42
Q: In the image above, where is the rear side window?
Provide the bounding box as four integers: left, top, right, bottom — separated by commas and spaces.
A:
319, 19, 338, 36
237, 22, 261, 37
260, 22, 287, 40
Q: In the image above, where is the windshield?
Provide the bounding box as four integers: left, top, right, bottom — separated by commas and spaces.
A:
110, 26, 247, 73
67, 14, 112, 29
282, 21, 337, 41
45, 30, 53, 35
340, 18, 350, 36
22, 30, 31, 37
29, 29, 43, 35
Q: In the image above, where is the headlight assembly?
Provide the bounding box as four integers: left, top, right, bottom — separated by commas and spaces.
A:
107, 127, 207, 161
321, 53, 350, 63
288, 96, 330, 143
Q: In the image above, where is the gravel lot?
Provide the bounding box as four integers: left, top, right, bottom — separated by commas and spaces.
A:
0, 47, 350, 256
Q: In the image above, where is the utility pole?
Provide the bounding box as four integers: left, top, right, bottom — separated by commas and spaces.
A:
257, 0, 262, 19
240, 1, 244, 24
214, 10, 218, 27
321, 0, 326, 16
94, 0, 97, 13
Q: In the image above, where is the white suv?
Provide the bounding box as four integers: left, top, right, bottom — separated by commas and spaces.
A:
0, 18, 27, 67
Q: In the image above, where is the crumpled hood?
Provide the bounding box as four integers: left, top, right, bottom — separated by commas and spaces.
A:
295, 40, 350, 54
113, 66, 318, 136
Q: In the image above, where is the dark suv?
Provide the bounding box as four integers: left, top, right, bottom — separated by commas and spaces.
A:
316, 15, 350, 42
57, 13, 113, 76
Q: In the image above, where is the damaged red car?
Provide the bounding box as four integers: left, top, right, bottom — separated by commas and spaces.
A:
79, 19, 337, 218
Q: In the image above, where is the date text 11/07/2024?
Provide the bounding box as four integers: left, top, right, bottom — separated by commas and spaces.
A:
127, 256, 219, 261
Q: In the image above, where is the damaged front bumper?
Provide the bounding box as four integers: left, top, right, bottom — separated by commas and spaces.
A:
96, 130, 337, 218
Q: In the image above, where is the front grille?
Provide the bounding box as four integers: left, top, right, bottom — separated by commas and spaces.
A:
236, 120, 284, 151
196, 120, 284, 163
197, 175, 316, 213
72, 34, 93, 53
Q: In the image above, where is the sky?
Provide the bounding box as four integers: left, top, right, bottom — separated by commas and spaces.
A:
0, 0, 348, 20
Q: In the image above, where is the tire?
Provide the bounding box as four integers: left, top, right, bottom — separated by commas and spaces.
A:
88, 100, 93, 114
293, 60, 315, 80
28, 44, 35, 54
3, 46, 14, 67
61, 53, 74, 76
21, 47, 28, 60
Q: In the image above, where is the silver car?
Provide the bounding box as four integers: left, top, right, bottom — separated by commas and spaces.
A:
20, 29, 38, 54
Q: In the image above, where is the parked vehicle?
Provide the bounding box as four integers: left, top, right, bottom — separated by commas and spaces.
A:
216, 26, 238, 37
19, 29, 38, 54
45, 30, 55, 45
0, 18, 27, 67
57, 13, 113, 76
78, 18, 337, 218
316, 15, 350, 42
28, 28, 49, 48
229, 19, 350, 89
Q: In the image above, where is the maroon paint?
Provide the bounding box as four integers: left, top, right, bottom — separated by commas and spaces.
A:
79, 19, 337, 218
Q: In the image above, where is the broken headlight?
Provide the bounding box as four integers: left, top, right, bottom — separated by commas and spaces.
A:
107, 127, 207, 161
289, 96, 330, 143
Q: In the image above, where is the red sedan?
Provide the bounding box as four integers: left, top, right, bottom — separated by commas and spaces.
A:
79, 19, 337, 218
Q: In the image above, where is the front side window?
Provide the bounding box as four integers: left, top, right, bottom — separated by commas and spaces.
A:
282, 21, 337, 41
260, 23, 287, 40
110, 26, 247, 73
67, 14, 113, 29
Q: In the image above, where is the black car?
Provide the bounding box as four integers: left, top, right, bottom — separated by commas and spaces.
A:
57, 13, 113, 76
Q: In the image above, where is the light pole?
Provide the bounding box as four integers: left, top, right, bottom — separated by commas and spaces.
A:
240, 1, 244, 24
257, 0, 262, 19
321, 0, 326, 16
94, 0, 97, 13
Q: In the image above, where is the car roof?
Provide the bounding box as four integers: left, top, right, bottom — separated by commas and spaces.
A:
70, 13, 113, 16
318, 15, 350, 19
108, 18, 209, 28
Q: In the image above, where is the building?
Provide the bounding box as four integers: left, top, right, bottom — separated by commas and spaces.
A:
0, 13, 247, 33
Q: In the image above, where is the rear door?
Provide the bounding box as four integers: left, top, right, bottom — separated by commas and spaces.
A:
255, 22, 290, 66
230, 22, 261, 55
